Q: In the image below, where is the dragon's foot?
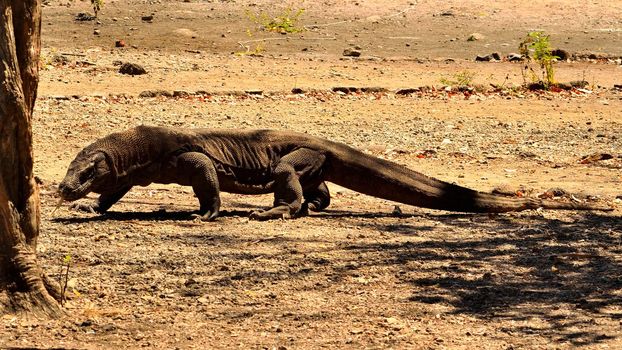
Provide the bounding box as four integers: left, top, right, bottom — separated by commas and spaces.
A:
70, 201, 101, 214
249, 206, 293, 221
191, 209, 219, 221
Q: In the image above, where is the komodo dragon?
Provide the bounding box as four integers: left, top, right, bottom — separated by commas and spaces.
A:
58, 125, 611, 220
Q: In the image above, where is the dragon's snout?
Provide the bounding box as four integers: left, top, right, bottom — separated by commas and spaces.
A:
57, 180, 80, 201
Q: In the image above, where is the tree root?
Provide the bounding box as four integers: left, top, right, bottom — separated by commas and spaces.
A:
1, 243, 63, 318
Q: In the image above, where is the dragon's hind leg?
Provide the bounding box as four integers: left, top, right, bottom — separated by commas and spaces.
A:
250, 148, 326, 220
302, 182, 331, 213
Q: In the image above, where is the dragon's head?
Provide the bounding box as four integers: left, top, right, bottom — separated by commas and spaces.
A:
58, 150, 112, 201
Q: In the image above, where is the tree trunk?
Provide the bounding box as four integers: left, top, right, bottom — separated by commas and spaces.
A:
0, 0, 61, 317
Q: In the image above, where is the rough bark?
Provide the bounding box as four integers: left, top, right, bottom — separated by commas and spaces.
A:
0, 0, 61, 317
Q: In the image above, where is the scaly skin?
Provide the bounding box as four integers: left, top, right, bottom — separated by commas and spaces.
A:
58, 125, 612, 220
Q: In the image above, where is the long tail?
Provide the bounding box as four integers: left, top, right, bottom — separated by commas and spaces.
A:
324, 145, 612, 213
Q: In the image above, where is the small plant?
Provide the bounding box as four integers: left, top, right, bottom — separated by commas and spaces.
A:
59, 254, 72, 305
236, 29, 265, 57
247, 7, 305, 34
440, 70, 476, 87
519, 31, 559, 89
91, 0, 103, 18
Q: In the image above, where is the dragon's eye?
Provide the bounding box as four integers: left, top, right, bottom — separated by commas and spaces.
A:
78, 167, 95, 182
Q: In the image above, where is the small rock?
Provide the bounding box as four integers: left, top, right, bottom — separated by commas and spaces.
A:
332, 87, 358, 94
360, 87, 387, 93
245, 89, 263, 95
51, 54, 70, 65
467, 33, 485, 41
579, 153, 614, 164
51, 95, 71, 101
93, 29, 100, 36
291, 87, 304, 94
79, 319, 94, 327
507, 53, 524, 62
587, 52, 607, 60
518, 151, 538, 159
544, 188, 567, 197
115, 40, 125, 48
141, 15, 154, 22
138, 90, 172, 98
343, 48, 361, 57
395, 88, 419, 95
551, 48, 570, 60
476, 53, 501, 62
119, 62, 147, 75
173, 90, 190, 97
75, 12, 95, 21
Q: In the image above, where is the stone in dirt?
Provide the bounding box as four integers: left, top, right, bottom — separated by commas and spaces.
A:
360, 87, 387, 93
343, 48, 361, 57
395, 88, 419, 95
75, 12, 95, 21
540, 188, 567, 198
551, 48, 570, 60
467, 33, 485, 41
173, 90, 190, 97
507, 53, 524, 62
245, 90, 263, 95
119, 63, 147, 76
332, 87, 359, 94
579, 153, 614, 164
138, 90, 172, 98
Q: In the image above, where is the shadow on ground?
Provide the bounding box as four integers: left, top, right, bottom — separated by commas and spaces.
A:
53, 207, 621, 346
347, 212, 622, 346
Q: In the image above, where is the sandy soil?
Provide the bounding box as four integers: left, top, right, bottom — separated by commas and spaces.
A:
2, 0, 622, 349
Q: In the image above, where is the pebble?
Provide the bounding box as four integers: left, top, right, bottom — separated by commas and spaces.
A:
119, 62, 147, 75
467, 33, 485, 41
343, 48, 362, 57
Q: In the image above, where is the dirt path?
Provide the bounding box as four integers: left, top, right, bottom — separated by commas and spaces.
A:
2, 1, 622, 349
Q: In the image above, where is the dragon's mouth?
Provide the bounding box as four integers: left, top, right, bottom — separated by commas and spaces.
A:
58, 179, 94, 201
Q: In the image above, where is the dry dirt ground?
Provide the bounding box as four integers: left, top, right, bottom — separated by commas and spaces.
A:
2, 0, 622, 349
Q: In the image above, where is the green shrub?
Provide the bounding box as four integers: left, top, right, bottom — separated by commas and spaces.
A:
518, 31, 559, 89
247, 7, 305, 34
